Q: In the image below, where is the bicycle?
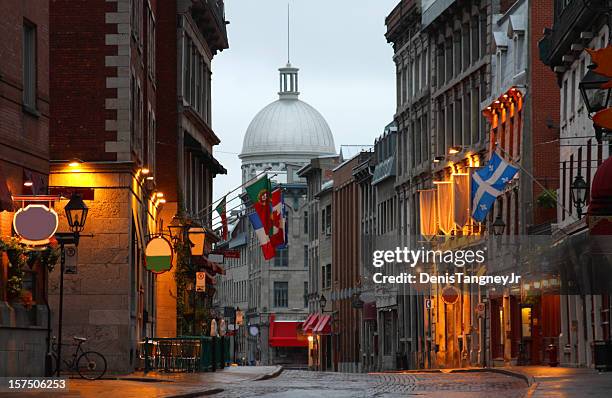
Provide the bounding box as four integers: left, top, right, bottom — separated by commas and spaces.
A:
50, 336, 107, 380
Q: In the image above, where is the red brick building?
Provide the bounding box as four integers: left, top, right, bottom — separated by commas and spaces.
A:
332, 152, 371, 372
0, 0, 51, 377
49, 0, 160, 373
154, 0, 228, 338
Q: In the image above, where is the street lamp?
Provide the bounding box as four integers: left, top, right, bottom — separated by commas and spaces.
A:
579, 68, 612, 115
55, 193, 88, 376
64, 193, 89, 234
319, 294, 327, 312
570, 175, 589, 218
491, 215, 506, 236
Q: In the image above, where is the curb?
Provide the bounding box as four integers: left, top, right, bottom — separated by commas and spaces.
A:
448, 367, 534, 386
254, 365, 284, 381
164, 388, 224, 398
378, 369, 443, 374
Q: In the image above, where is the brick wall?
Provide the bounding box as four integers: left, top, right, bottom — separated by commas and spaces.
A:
50, 0, 116, 161
332, 155, 362, 370
530, 0, 560, 225
154, 0, 179, 202
0, 0, 50, 377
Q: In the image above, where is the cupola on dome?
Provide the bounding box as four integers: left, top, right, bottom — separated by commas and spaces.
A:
240, 64, 336, 159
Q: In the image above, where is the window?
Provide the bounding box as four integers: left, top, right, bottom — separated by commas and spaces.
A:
325, 205, 332, 235
147, 108, 156, 172
479, 14, 487, 58
303, 282, 308, 308
22, 21, 37, 110
562, 79, 568, 121
321, 207, 326, 233
303, 211, 308, 234
321, 263, 332, 289
471, 16, 479, 64
304, 245, 308, 268
147, 6, 155, 81
273, 282, 288, 308
274, 248, 288, 267
562, 161, 567, 221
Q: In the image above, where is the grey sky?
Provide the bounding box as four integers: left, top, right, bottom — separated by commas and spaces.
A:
211, 0, 398, 197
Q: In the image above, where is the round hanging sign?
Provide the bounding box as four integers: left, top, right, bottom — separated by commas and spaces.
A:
13, 204, 59, 246
441, 285, 460, 305
145, 236, 173, 273
249, 325, 259, 337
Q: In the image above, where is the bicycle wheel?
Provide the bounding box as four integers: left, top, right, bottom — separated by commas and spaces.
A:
77, 351, 107, 380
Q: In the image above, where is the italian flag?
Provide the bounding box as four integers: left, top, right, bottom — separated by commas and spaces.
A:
215, 196, 228, 240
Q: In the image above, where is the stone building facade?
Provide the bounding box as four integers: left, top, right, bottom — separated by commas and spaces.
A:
49, 0, 160, 373
0, 0, 51, 377
213, 216, 249, 363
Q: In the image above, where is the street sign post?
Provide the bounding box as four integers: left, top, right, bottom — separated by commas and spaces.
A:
195, 272, 206, 292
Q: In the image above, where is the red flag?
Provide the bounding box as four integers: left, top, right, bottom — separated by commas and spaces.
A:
270, 188, 285, 247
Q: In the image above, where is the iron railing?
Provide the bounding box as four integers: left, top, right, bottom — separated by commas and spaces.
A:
140, 336, 231, 373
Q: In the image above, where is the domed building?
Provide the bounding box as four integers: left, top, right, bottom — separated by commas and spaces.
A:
240, 64, 336, 183
214, 63, 336, 368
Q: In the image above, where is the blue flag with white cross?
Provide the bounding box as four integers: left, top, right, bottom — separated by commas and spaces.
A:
471, 151, 519, 222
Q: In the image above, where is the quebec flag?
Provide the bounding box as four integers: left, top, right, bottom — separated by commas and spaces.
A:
471, 151, 519, 222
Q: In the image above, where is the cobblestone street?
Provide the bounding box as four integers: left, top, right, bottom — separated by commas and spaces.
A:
215, 370, 528, 398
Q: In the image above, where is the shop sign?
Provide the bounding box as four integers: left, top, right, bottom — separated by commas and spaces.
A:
209, 253, 224, 263
13, 204, 59, 246
195, 272, 206, 292
64, 245, 78, 274
145, 236, 173, 273
441, 285, 460, 305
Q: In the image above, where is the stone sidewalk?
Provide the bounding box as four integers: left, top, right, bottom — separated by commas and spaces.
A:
0, 366, 283, 398
504, 366, 612, 397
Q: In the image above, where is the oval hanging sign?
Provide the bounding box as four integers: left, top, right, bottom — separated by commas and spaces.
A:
145, 236, 173, 273
13, 204, 59, 246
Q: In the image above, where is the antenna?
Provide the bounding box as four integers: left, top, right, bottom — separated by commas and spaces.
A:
287, 2, 290, 64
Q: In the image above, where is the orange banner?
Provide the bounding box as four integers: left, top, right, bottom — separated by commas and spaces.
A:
419, 189, 438, 238
435, 181, 454, 236
453, 173, 470, 229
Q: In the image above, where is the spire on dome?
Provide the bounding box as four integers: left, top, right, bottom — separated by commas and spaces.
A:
279, 3, 298, 99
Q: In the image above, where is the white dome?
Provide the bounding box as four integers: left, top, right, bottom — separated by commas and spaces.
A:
240, 64, 336, 159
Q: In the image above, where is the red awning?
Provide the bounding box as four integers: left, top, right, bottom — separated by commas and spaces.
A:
302, 313, 319, 333
268, 314, 308, 348
313, 314, 332, 335
191, 255, 226, 275
363, 302, 377, 321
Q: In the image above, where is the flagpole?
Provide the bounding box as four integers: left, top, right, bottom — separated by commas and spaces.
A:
194, 168, 277, 218
495, 144, 573, 217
